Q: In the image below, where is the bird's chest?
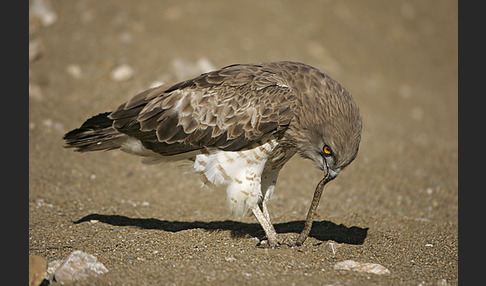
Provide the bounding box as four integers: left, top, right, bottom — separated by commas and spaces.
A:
193, 139, 293, 187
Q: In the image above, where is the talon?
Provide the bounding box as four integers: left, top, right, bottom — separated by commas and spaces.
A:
256, 239, 280, 248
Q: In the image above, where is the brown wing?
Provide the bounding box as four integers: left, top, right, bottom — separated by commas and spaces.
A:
109, 63, 295, 156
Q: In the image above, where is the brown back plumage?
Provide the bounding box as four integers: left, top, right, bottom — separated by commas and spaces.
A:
108, 62, 297, 156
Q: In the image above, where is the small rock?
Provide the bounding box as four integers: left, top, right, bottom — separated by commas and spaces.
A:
36, 199, 53, 208
119, 31, 134, 44
334, 260, 390, 275
111, 64, 134, 81
323, 242, 342, 255
195, 58, 216, 74
171, 57, 215, 81
29, 255, 47, 286
30, 0, 58, 27
437, 278, 448, 286
42, 118, 65, 132
29, 84, 44, 101
52, 250, 108, 282
66, 64, 83, 79
149, 80, 165, 88
46, 260, 62, 282
29, 39, 44, 62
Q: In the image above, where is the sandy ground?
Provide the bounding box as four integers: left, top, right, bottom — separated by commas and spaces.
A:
29, 0, 458, 285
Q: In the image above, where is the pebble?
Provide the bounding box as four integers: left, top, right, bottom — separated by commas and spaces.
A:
36, 199, 53, 208
334, 260, 390, 275
29, 39, 44, 62
49, 250, 108, 283
30, 0, 58, 27
171, 57, 215, 81
119, 31, 134, 44
437, 278, 448, 286
120, 199, 150, 207
29, 255, 47, 286
111, 64, 134, 81
46, 260, 62, 281
42, 118, 65, 132
29, 84, 43, 101
323, 242, 341, 255
149, 80, 165, 88
66, 64, 83, 79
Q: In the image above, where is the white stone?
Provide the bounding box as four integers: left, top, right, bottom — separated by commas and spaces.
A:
334, 260, 390, 275
52, 250, 108, 282
171, 57, 216, 81
111, 64, 134, 81
66, 64, 83, 79
30, 0, 58, 27
29, 39, 44, 62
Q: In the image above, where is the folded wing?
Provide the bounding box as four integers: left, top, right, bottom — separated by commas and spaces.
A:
109, 63, 295, 156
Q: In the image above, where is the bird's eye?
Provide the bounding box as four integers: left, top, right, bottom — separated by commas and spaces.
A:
323, 145, 332, 156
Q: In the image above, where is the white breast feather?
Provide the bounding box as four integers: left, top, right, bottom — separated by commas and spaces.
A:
193, 140, 277, 217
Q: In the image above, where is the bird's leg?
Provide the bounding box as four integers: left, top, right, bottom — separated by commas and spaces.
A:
258, 170, 280, 245
260, 169, 280, 224
252, 205, 279, 247
261, 191, 273, 225
260, 198, 296, 247
255, 169, 294, 247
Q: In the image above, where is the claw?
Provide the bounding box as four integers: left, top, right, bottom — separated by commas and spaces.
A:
256, 236, 302, 248
256, 238, 279, 248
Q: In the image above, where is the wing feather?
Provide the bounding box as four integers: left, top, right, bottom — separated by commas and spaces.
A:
109, 63, 295, 156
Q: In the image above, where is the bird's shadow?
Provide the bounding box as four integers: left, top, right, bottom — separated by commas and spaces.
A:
73, 214, 368, 245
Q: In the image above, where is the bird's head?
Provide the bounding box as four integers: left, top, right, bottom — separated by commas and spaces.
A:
300, 118, 362, 181
289, 76, 362, 180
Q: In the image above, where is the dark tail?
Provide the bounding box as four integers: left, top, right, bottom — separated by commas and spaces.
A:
63, 112, 126, 152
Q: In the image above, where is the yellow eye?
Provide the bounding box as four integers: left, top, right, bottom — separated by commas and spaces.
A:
323, 145, 332, 155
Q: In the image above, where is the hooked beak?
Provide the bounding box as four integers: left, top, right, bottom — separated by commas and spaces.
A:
328, 169, 339, 180
323, 160, 339, 181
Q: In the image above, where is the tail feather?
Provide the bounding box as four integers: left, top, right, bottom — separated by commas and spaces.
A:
63, 112, 126, 152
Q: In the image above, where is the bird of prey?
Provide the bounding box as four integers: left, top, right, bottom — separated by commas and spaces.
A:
64, 61, 362, 247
